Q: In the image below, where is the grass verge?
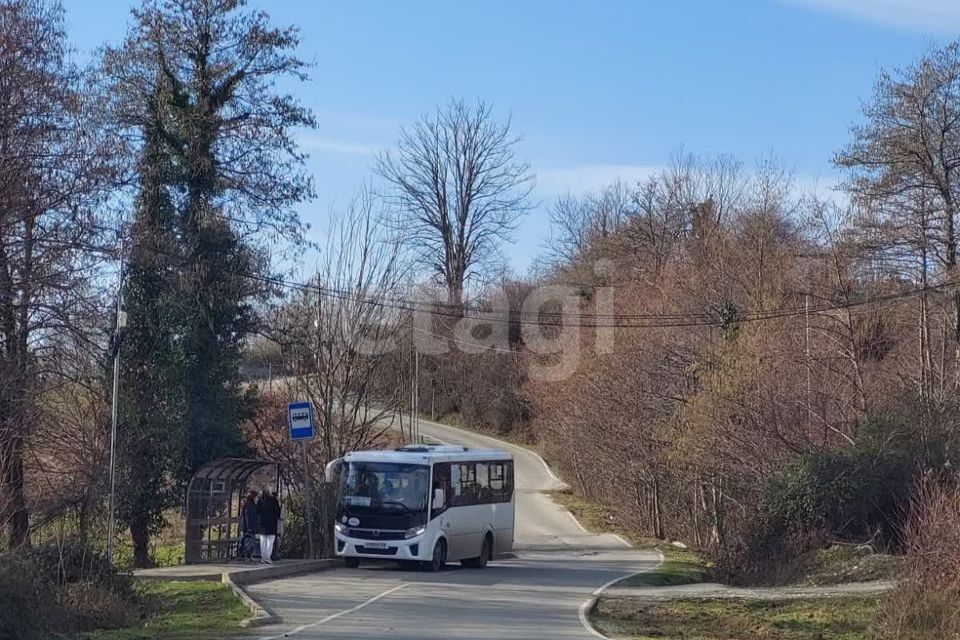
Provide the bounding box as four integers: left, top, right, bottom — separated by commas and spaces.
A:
81, 580, 248, 640
797, 545, 903, 587
549, 489, 709, 588
616, 548, 708, 588
592, 595, 881, 640
549, 490, 653, 547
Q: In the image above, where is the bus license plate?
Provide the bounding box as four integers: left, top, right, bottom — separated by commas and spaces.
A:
365, 541, 387, 549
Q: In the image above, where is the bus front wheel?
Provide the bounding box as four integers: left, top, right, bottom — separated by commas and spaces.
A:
424, 539, 447, 572
344, 556, 360, 569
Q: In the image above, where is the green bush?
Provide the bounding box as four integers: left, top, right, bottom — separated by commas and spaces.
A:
872, 480, 960, 639
279, 486, 336, 559
716, 415, 932, 584
0, 540, 139, 639
26, 538, 129, 592
760, 447, 913, 548
58, 581, 141, 632
0, 557, 49, 640
761, 415, 930, 551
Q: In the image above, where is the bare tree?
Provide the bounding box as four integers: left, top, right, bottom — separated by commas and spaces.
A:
0, 0, 112, 547
266, 186, 407, 466
661, 149, 747, 227
836, 41, 960, 372
546, 180, 635, 263
376, 99, 534, 307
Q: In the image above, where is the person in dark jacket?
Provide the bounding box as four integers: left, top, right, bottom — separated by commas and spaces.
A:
239, 490, 260, 562
257, 487, 281, 564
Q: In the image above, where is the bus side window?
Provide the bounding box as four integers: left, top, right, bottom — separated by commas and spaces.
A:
457, 463, 478, 506
505, 461, 515, 501
476, 462, 490, 503
489, 462, 505, 503
432, 463, 451, 519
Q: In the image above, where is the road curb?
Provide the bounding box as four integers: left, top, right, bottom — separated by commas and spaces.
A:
578, 549, 666, 639
222, 560, 338, 628
224, 573, 280, 628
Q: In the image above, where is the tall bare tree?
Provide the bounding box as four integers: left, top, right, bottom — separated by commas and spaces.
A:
0, 0, 111, 547
265, 187, 407, 467
376, 99, 534, 306
836, 41, 960, 377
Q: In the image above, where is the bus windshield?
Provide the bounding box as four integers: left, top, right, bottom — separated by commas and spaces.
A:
338, 461, 429, 515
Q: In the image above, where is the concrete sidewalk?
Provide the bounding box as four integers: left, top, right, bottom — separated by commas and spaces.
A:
134, 558, 336, 584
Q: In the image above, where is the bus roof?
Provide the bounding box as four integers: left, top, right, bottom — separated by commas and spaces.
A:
343, 444, 512, 465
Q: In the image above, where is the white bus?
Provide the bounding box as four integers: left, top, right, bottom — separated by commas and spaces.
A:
328, 444, 515, 571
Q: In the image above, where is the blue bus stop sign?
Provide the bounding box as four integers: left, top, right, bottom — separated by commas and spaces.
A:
287, 401, 314, 441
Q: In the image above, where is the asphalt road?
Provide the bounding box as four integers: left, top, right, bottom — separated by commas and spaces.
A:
249, 419, 661, 640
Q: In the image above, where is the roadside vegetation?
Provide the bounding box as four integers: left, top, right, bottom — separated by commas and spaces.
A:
792, 547, 902, 588
872, 481, 960, 640
616, 551, 708, 589
81, 581, 248, 640
556, 484, 897, 636
550, 489, 708, 588
593, 596, 880, 640
489, 40, 960, 640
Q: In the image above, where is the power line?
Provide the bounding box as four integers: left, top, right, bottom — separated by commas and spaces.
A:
215, 266, 960, 328
30, 231, 960, 329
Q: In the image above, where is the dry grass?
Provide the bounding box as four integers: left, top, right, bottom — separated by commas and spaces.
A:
80, 581, 248, 640
549, 489, 658, 547
872, 478, 960, 640
797, 546, 903, 587
593, 596, 879, 640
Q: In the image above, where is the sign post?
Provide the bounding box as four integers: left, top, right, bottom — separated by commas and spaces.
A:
288, 401, 316, 559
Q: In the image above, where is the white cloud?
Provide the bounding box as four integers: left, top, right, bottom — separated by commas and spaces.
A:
297, 134, 384, 157
535, 163, 663, 197
800, 179, 847, 205
782, 0, 960, 32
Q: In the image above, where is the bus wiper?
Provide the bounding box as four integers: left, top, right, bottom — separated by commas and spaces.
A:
379, 500, 414, 514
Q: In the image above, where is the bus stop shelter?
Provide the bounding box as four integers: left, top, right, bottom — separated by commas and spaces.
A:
184, 458, 280, 564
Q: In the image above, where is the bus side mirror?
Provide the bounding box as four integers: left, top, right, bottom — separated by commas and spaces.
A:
433, 488, 445, 509
325, 458, 343, 483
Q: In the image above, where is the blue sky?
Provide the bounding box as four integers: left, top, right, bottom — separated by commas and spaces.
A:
60, 0, 956, 273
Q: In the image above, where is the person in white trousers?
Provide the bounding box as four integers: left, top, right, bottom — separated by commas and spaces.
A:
257, 486, 281, 564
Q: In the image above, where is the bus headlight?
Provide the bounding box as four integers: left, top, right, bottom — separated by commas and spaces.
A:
404, 526, 426, 539
334, 522, 344, 533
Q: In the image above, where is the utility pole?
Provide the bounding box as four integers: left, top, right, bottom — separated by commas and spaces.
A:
409, 318, 417, 444
302, 440, 316, 559
414, 347, 420, 442
106, 238, 126, 565
805, 292, 815, 441
309, 272, 323, 559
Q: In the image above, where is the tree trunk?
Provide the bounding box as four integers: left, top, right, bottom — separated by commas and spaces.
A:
129, 518, 152, 568
652, 474, 664, 540
6, 216, 34, 548
711, 478, 725, 549
4, 439, 28, 548
692, 483, 702, 548
942, 194, 960, 387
